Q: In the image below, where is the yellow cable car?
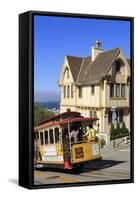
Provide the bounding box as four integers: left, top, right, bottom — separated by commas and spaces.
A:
34, 112, 102, 169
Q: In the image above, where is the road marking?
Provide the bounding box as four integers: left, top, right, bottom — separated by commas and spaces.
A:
59, 176, 80, 183
118, 149, 130, 152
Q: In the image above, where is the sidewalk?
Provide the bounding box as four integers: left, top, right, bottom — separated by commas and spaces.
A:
101, 137, 130, 157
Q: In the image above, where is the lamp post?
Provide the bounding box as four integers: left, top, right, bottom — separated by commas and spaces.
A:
111, 106, 117, 148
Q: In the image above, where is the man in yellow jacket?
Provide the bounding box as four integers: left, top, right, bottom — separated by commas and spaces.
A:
84, 124, 96, 142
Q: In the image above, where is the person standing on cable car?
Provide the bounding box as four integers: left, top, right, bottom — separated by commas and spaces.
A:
83, 124, 96, 142
70, 126, 79, 143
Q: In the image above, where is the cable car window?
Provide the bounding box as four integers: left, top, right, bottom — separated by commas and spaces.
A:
49, 129, 54, 144
55, 128, 59, 143
44, 131, 48, 144
40, 132, 44, 145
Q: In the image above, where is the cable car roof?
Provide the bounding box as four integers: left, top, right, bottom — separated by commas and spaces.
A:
60, 117, 99, 125
38, 111, 81, 125
34, 114, 99, 132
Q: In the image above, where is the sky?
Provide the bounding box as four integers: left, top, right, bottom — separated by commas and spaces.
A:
34, 15, 131, 102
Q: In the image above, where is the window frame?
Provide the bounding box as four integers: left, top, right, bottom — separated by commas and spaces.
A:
79, 86, 82, 98
116, 84, 120, 97
71, 85, 74, 98
121, 84, 125, 97
91, 85, 95, 95
64, 86, 66, 98
67, 85, 70, 98
110, 83, 114, 98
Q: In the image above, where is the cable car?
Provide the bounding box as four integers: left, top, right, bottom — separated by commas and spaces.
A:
34, 112, 102, 169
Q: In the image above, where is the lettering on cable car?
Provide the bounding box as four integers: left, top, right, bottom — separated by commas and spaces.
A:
75, 147, 84, 159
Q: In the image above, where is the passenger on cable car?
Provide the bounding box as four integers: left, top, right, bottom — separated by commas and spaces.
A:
34, 137, 41, 161
83, 124, 97, 142
70, 126, 79, 143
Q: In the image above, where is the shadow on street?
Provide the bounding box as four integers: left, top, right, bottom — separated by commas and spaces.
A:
35, 159, 126, 175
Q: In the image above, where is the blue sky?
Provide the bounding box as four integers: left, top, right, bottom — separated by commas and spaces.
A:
34, 15, 130, 102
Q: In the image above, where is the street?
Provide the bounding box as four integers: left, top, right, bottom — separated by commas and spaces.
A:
34, 143, 130, 185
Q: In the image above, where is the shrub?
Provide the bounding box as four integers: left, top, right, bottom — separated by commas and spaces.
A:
121, 121, 129, 135
110, 123, 116, 140
115, 122, 121, 136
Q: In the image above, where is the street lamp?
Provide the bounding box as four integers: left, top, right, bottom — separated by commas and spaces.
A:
110, 106, 117, 148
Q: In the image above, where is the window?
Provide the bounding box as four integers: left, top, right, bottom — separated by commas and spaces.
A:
67, 85, 70, 98
55, 128, 59, 143
121, 84, 125, 97
71, 85, 73, 98
91, 85, 95, 94
67, 108, 71, 112
90, 111, 92, 118
94, 111, 97, 118
79, 86, 82, 98
49, 129, 54, 144
116, 84, 120, 97
116, 60, 121, 72
64, 86, 66, 98
44, 131, 48, 144
110, 84, 114, 98
40, 132, 44, 145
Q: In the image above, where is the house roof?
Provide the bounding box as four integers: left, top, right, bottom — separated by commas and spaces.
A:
77, 48, 120, 85
66, 47, 126, 85
66, 55, 83, 82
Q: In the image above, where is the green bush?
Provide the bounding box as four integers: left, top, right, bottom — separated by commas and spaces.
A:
116, 122, 121, 136
110, 123, 116, 140
121, 121, 129, 135
110, 121, 129, 140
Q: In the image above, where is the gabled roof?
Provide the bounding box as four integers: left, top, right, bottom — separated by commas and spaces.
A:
66, 56, 83, 82
77, 48, 120, 85
66, 48, 123, 85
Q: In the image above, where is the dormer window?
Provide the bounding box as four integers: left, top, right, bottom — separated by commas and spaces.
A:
115, 60, 121, 72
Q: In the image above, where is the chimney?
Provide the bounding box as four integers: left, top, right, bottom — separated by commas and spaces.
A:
91, 40, 103, 61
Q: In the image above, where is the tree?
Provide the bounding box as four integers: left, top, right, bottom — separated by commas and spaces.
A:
121, 121, 129, 135
115, 122, 121, 137
110, 123, 115, 140
34, 104, 55, 126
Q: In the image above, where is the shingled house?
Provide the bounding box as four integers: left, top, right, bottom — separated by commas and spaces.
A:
59, 41, 130, 142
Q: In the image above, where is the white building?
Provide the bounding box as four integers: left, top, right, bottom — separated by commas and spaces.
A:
59, 41, 130, 142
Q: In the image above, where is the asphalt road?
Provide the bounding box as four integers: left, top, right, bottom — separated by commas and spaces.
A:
34, 145, 130, 185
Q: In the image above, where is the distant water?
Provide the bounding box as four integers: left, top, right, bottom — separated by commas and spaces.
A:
35, 102, 60, 110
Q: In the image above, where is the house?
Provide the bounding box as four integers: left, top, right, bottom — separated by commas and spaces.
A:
59, 41, 130, 143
